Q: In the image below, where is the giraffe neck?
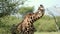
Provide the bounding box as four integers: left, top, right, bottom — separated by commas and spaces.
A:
30, 5, 45, 23
32, 11, 43, 22
17, 5, 45, 26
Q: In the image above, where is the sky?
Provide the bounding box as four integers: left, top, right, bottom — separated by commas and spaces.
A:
24, 0, 60, 16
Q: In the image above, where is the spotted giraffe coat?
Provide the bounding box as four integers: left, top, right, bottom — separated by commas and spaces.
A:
11, 5, 45, 34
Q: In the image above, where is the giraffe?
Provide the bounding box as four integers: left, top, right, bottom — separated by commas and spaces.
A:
11, 4, 45, 34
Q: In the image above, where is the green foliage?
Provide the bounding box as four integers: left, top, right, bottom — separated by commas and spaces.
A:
56, 16, 60, 29
0, 16, 22, 34
18, 7, 34, 15
34, 16, 59, 32
0, 0, 26, 17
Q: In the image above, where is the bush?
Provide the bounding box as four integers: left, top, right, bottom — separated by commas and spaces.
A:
0, 15, 22, 34
34, 16, 58, 32
18, 7, 34, 16
56, 16, 60, 29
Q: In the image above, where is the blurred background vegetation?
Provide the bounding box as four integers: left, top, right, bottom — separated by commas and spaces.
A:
0, 0, 60, 34
18, 6, 34, 16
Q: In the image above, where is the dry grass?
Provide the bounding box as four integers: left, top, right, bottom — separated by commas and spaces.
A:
34, 32, 60, 34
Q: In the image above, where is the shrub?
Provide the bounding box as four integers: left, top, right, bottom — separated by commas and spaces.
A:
0, 15, 22, 34
56, 16, 60, 29
34, 16, 58, 32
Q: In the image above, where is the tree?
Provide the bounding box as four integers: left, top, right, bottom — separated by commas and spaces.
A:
47, 9, 59, 31
18, 6, 34, 16
0, 0, 26, 17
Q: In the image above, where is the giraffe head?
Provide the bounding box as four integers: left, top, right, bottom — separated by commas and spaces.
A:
37, 5, 45, 17
31, 5, 45, 21
38, 5, 45, 11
